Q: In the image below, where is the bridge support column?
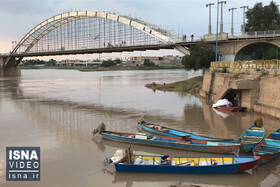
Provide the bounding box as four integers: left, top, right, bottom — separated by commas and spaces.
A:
0, 57, 21, 77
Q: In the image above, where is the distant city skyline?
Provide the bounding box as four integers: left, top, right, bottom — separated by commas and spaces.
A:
0, 0, 274, 59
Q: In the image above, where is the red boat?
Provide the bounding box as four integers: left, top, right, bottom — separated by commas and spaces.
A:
214, 106, 246, 112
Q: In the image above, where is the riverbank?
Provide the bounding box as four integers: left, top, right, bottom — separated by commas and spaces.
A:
145, 76, 203, 96
19, 65, 184, 72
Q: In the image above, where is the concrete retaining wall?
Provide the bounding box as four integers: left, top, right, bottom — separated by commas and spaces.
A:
0, 57, 21, 76
200, 70, 280, 119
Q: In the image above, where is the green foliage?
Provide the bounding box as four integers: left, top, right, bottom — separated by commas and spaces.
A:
23, 59, 45, 66
251, 44, 280, 60
101, 60, 116, 67
175, 83, 191, 92
194, 87, 201, 93
245, 1, 280, 32
115, 58, 122, 64
220, 67, 228, 73
182, 41, 215, 71
143, 59, 156, 67
46, 59, 57, 66
139, 66, 183, 70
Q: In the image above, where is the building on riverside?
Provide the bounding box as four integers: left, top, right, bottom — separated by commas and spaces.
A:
127, 55, 183, 66
56, 60, 102, 67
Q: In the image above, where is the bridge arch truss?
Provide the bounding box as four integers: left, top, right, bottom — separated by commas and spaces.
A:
8, 11, 185, 66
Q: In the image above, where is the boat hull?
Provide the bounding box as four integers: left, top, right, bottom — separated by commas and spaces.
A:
101, 132, 240, 154
241, 142, 259, 153
139, 122, 238, 143
253, 128, 280, 164
240, 124, 265, 153
115, 156, 258, 174
214, 106, 246, 112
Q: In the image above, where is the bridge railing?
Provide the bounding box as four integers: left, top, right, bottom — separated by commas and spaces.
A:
211, 59, 280, 69
229, 30, 280, 39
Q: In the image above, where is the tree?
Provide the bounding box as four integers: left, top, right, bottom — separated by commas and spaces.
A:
143, 59, 156, 67
245, 1, 280, 32
114, 58, 122, 64
182, 41, 215, 71
251, 44, 280, 60
46, 59, 57, 66
101, 60, 116, 67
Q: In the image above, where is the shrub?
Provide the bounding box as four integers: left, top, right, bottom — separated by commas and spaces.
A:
175, 83, 191, 92
143, 59, 156, 67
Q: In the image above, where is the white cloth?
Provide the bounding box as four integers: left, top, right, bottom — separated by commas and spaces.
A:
212, 99, 233, 108
134, 157, 144, 165
111, 150, 125, 164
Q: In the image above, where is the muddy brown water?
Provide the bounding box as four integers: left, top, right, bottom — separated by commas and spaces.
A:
0, 69, 279, 187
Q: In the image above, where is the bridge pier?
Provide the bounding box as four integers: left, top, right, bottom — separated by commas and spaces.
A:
0, 57, 21, 77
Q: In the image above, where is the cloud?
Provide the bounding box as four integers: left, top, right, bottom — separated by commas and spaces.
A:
0, 0, 276, 53
0, 0, 61, 15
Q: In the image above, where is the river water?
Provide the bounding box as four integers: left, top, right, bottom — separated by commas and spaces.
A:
0, 69, 280, 187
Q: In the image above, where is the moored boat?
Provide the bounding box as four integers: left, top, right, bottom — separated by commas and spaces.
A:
240, 123, 265, 153
98, 131, 240, 154
111, 152, 259, 174
253, 128, 280, 164
214, 106, 246, 112
138, 121, 238, 143
139, 119, 265, 153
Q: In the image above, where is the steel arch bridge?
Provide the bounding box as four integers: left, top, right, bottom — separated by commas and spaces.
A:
5, 11, 189, 67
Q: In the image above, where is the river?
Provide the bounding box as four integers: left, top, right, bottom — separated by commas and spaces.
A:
0, 69, 279, 187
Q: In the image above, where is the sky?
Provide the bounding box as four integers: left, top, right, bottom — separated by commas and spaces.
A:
0, 0, 275, 60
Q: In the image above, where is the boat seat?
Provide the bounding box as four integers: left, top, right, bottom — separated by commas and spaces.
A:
251, 127, 264, 130
242, 137, 260, 142
265, 138, 280, 143
242, 140, 256, 143
261, 144, 280, 149
243, 136, 262, 139
254, 150, 274, 155
247, 129, 264, 132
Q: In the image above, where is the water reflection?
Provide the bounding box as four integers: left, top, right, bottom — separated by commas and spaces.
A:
103, 168, 260, 187
0, 70, 280, 186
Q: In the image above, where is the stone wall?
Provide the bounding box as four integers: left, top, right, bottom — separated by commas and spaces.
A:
253, 77, 280, 118
200, 71, 212, 98
200, 70, 280, 119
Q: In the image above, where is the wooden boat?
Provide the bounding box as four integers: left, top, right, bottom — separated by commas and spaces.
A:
100, 131, 241, 154
139, 121, 265, 153
138, 122, 238, 143
114, 154, 259, 174
240, 124, 265, 153
214, 106, 246, 112
253, 128, 280, 164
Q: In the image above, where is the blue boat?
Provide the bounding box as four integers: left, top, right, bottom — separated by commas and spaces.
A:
100, 131, 241, 154
139, 121, 265, 152
240, 124, 265, 153
114, 154, 259, 174
138, 122, 238, 142
253, 128, 280, 164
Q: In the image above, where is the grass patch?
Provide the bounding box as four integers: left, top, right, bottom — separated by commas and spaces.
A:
220, 67, 228, 73
194, 87, 201, 93
175, 83, 191, 92
139, 66, 184, 70
19, 66, 42, 69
